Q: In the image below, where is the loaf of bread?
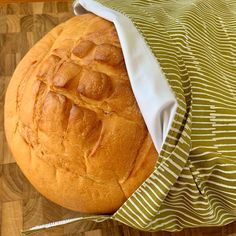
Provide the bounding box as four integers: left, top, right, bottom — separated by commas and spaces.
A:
4, 13, 158, 213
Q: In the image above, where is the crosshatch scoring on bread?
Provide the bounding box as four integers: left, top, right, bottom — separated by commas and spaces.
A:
4, 13, 158, 214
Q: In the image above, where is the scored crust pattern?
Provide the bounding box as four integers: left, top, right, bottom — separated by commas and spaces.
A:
5, 14, 158, 213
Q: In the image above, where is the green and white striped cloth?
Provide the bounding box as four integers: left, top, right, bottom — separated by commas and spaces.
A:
23, 0, 236, 234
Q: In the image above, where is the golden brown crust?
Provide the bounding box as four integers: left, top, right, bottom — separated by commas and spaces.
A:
4, 14, 158, 214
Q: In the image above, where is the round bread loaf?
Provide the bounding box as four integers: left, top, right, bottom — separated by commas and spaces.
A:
4, 13, 158, 213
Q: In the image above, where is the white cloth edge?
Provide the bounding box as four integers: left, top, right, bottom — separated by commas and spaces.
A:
73, 0, 178, 153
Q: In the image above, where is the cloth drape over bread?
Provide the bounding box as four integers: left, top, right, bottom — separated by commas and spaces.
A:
21, 0, 236, 234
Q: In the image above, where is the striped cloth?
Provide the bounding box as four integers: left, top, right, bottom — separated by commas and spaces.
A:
23, 0, 236, 234
92, 0, 236, 231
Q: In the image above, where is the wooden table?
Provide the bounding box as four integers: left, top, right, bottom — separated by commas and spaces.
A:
1, 1, 236, 235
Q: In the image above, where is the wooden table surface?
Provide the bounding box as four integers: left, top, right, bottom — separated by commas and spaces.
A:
1, 1, 236, 236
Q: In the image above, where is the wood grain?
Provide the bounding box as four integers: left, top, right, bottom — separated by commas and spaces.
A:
1, 1, 236, 236
0, 0, 70, 4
